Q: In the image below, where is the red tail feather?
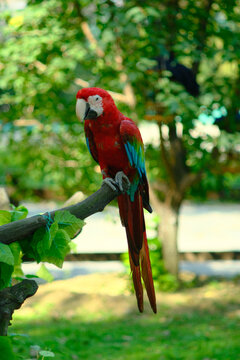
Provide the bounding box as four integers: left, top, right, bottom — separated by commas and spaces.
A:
140, 231, 157, 313
118, 192, 157, 313
129, 250, 143, 312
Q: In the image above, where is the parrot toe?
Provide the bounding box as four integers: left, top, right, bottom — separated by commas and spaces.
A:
102, 177, 119, 192
115, 171, 130, 193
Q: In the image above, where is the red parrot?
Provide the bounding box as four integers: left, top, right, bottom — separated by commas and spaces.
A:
76, 87, 157, 313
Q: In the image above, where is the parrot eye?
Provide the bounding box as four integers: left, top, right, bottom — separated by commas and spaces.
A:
93, 95, 101, 102
87, 95, 103, 118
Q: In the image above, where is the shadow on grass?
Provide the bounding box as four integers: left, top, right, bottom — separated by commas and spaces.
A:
11, 292, 240, 360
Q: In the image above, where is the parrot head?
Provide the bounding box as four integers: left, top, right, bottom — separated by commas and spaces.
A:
76, 87, 116, 122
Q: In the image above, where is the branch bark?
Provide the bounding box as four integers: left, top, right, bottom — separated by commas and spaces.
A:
0, 182, 120, 245
0, 279, 38, 336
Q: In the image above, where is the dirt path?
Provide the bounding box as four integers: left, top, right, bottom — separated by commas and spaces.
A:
18, 273, 240, 318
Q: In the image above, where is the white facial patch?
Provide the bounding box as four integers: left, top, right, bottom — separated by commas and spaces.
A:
76, 99, 87, 122
87, 95, 103, 117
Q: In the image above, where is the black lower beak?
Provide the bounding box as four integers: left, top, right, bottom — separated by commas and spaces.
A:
84, 103, 98, 120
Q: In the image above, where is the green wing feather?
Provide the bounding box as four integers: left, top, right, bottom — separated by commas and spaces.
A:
120, 120, 147, 202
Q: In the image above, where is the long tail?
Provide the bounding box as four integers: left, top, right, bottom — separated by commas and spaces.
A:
118, 192, 157, 313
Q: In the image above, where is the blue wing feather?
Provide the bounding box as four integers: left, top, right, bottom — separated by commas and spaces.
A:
124, 140, 147, 201
124, 143, 133, 166
120, 119, 149, 203
86, 137, 91, 155
125, 141, 146, 178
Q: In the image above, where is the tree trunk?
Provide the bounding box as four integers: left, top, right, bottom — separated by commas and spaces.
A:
149, 187, 180, 277
0, 187, 10, 210
158, 204, 179, 277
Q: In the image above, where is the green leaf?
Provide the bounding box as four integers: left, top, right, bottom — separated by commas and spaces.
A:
0, 244, 14, 289
41, 229, 70, 268
25, 274, 39, 278
19, 236, 36, 261
136, 58, 157, 71
9, 242, 21, 265
11, 264, 24, 278
48, 221, 59, 247
0, 263, 13, 290
10, 242, 23, 278
39, 350, 55, 358
0, 243, 14, 266
36, 229, 51, 257
34, 222, 59, 259
0, 337, 16, 360
31, 228, 47, 262
69, 241, 77, 253
126, 7, 146, 22
0, 210, 11, 225
25, 222, 67, 267
10, 205, 28, 222
54, 211, 84, 238
36, 263, 54, 282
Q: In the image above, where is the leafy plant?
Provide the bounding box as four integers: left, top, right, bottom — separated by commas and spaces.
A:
0, 206, 85, 290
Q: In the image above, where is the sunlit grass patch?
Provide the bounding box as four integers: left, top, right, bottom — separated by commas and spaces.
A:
10, 274, 240, 360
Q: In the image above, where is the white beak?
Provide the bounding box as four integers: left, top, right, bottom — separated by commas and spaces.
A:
76, 99, 87, 122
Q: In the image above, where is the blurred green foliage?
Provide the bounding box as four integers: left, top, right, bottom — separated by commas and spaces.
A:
0, 0, 239, 202
0, 337, 16, 360
0, 122, 101, 202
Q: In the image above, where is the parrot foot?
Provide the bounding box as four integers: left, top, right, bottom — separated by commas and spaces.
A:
102, 178, 119, 192
115, 171, 130, 193
102, 172, 130, 194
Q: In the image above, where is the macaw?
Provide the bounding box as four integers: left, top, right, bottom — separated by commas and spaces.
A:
76, 87, 157, 313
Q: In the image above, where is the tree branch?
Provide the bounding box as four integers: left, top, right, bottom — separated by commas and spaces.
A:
0, 183, 120, 245
0, 280, 38, 336
74, 1, 136, 108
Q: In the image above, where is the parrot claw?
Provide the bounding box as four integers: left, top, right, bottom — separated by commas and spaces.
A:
115, 171, 130, 193
102, 178, 119, 192
102, 172, 130, 194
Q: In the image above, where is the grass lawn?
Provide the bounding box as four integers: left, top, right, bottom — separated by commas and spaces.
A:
10, 273, 240, 360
